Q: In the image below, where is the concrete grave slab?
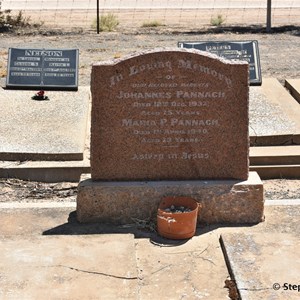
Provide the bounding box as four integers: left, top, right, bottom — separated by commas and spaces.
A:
0, 157, 90, 182
250, 164, 300, 179
221, 232, 300, 300
249, 145, 300, 179
0, 87, 90, 161
250, 145, 300, 165
0, 206, 76, 236
220, 204, 300, 300
0, 235, 137, 299
136, 232, 229, 299
249, 78, 300, 146
91, 48, 249, 181
76, 171, 264, 224
285, 78, 300, 103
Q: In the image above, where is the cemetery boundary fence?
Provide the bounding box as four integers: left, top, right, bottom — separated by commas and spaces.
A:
1, 0, 300, 31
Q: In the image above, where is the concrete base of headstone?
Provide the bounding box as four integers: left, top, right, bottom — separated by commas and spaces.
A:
76, 171, 264, 224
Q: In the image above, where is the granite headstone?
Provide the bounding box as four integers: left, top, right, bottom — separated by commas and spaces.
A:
179, 41, 261, 85
91, 48, 249, 181
6, 48, 78, 90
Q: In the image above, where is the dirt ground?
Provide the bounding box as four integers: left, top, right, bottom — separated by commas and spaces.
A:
0, 26, 300, 202
1, 26, 300, 86
0, 178, 300, 203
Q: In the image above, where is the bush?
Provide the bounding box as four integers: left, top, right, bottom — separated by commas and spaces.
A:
93, 13, 119, 32
0, 10, 32, 31
210, 14, 225, 26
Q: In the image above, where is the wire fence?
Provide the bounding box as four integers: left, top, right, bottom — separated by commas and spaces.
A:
1, 0, 300, 31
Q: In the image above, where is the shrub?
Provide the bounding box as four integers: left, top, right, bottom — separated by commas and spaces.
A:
210, 14, 225, 26
93, 13, 119, 32
0, 10, 32, 31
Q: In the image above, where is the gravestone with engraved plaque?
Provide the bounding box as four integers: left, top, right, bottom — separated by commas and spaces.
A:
179, 41, 262, 86
6, 48, 78, 90
91, 48, 249, 181
1, 47, 90, 164
77, 48, 264, 225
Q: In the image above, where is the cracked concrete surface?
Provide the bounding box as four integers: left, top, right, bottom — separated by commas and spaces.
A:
220, 205, 300, 300
135, 233, 229, 299
0, 234, 138, 299
0, 207, 230, 299
0, 203, 299, 299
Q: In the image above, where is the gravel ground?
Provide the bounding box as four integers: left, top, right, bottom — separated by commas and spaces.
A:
1, 27, 300, 87
0, 178, 299, 203
0, 27, 300, 201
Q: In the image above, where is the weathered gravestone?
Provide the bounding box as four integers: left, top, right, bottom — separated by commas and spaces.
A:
77, 48, 264, 224
91, 48, 249, 181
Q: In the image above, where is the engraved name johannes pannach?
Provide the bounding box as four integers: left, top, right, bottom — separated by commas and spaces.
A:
109, 59, 232, 161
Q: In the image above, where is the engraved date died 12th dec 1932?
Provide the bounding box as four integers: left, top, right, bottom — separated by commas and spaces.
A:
115, 73, 224, 152
107, 66, 230, 160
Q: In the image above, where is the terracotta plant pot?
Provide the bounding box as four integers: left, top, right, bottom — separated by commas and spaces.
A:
157, 196, 200, 240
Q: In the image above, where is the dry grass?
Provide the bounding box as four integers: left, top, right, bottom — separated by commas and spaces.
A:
141, 20, 165, 28
92, 13, 119, 32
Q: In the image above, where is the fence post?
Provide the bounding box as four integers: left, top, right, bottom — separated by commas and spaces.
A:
96, 0, 100, 34
266, 0, 272, 32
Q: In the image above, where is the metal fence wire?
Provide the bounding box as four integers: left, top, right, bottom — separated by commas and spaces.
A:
1, 0, 300, 30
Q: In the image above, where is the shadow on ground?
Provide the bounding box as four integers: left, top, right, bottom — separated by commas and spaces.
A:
176, 25, 300, 36
43, 211, 257, 247
2, 24, 300, 36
